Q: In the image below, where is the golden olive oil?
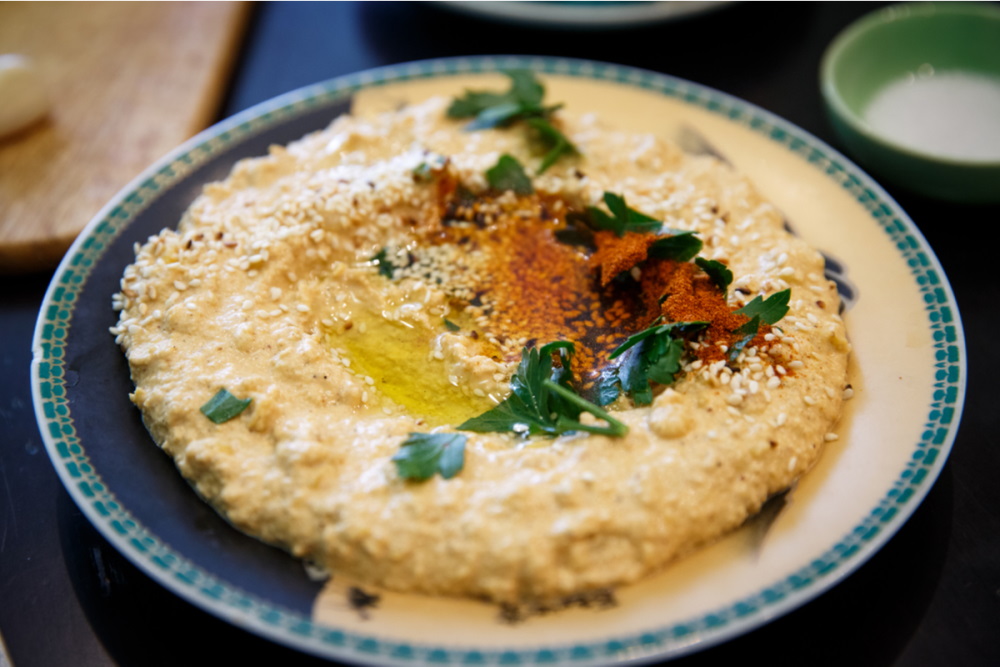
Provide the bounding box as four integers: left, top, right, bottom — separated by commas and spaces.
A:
336, 311, 494, 426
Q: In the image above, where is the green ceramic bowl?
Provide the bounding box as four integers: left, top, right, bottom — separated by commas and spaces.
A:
821, 2, 1000, 203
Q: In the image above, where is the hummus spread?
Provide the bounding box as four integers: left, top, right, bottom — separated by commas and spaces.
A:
111, 85, 851, 604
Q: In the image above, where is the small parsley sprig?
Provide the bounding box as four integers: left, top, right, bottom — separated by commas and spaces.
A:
694, 257, 734, 295
728, 289, 791, 361
459, 341, 628, 438
448, 70, 576, 174
596, 321, 709, 406
585, 192, 662, 237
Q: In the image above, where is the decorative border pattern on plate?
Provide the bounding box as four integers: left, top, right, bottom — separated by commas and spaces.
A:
33, 56, 964, 665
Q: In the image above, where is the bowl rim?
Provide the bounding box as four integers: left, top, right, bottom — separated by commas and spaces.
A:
819, 1, 1000, 168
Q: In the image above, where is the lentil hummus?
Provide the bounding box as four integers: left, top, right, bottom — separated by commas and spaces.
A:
111, 82, 851, 605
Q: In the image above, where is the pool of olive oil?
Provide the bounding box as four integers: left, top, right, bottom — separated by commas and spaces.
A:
335, 310, 495, 426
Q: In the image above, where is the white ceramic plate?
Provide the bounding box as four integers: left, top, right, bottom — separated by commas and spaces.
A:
32, 56, 965, 665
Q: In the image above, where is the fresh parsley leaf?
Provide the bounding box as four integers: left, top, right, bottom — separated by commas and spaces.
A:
525, 117, 577, 174
392, 432, 467, 481
464, 101, 529, 130
647, 231, 703, 262
459, 342, 628, 438
586, 192, 662, 237
448, 71, 576, 171
200, 388, 252, 424
370, 248, 394, 279
604, 321, 708, 405
734, 288, 791, 325
695, 257, 734, 294
447, 90, 511, 119
505, 69, 545, 107
486, 154, 534, 194
448, 70, 549, 127
726, 289, 791, 362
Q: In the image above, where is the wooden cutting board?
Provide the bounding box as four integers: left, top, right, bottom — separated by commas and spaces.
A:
0, 1, 251, 274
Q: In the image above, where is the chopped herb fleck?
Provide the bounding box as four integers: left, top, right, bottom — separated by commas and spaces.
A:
412, 162, 435, 183
443, 318, 461, 332
392, 432, 467, 480
200, 388, 252, 424
413, 154, 447, 183
370, 248, 394, 279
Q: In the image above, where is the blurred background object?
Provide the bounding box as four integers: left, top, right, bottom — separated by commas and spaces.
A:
821, 1, 1000, 203
0, 54, 50, 138
0, 1, 250, 274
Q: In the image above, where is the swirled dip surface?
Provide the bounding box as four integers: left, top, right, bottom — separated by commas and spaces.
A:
112, 96, 851, 604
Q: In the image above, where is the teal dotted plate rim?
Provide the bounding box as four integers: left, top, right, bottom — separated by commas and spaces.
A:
31, 56, 965, 665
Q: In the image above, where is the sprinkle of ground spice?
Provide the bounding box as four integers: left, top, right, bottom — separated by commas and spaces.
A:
391, 184, 779, 398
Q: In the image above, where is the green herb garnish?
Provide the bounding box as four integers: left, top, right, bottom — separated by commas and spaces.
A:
695, 257, 734, 295
647, 230, 702, 262
486, 154, 534, 194
727, 289, 791, 361
597, 321, 709, 406
392, 432, 467, 481
459, 341, 628, 438
448, 70, 576, 174
734, 289, 791, 325
443, 318, 461, 332
448, 70, 549, 126
525, 116, 576, 174
200, 388, 252, 424
370, 248, 394, 279
586, 192, 662, 237
413, 154, 447, 183
412, 162, 435, 183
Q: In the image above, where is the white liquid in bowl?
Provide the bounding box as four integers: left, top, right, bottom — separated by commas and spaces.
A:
863, 70, 1000, 162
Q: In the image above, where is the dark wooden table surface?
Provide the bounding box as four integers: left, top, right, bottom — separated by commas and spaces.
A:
2, 3, 998, 665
